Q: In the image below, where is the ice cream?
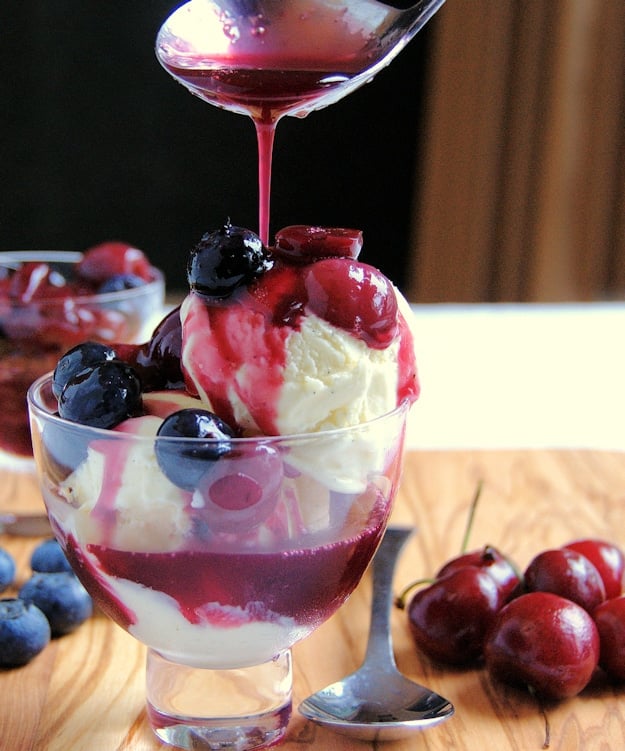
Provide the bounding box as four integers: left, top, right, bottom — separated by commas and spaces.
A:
181, 224, 417, 432
31, 222, 418, 668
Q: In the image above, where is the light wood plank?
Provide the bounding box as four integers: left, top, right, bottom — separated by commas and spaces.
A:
2, 449, 625, 749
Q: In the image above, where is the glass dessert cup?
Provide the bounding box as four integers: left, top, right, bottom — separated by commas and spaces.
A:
0, 251, 164, 523
28, 373, 410, 750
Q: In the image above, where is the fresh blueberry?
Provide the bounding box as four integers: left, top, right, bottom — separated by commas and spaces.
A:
58, 360, 142, 429
155, 408, 236, 490
19, 572, 93, 637
187, 221, 271, 299
30, 538, 73, 574
97, 273, 146, 293
0, 548, 16, 593
53, 341, 117, 399
0, 598, 51, 667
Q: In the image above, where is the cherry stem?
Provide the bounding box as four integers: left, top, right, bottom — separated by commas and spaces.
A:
460, 479, 484, 554
394, 577, 435, 610
528, 685, 551, 749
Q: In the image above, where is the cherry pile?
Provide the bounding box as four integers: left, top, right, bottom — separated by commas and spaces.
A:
0, 240, 160, 458
396, 487, 625, 702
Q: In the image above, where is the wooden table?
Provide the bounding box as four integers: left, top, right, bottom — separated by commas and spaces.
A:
2, 449, 625, 751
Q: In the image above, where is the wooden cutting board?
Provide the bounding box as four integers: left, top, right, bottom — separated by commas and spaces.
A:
2, 449, 625, 751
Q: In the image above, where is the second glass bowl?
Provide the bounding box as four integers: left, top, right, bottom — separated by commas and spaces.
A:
0, 250, 164, 520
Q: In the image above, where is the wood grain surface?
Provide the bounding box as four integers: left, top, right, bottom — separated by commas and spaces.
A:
2, 449, 625, 751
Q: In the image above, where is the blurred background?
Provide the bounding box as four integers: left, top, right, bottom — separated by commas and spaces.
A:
0, 1, 431, 295
1, 1, 624, 301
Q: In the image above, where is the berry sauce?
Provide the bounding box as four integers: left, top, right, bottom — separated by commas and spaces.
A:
181, 258, 418, 435
66, 518, 385, 633
158, 0, 387, 244
162, 64, 351, 244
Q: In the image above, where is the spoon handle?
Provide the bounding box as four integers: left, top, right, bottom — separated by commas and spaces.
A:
362, 525, 414, 672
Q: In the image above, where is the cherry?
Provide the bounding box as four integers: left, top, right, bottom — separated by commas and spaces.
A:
593, 595, 625, 681
8, 262, 72, 302
273, 225, 363, 262
76, 241, 153, 283
436, 545, 521, 603
115, 306, 184, 391
194, 444, 283, 534
303, 258, 398, 348
564, 539, 625, 599
484, 592, 600, 700
523, 548, 606, 613
405, 567, 504, 666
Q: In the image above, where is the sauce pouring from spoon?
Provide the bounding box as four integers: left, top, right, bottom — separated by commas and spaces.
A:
156, 0, 445, 244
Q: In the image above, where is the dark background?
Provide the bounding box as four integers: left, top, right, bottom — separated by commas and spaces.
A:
0, 2, 434, 293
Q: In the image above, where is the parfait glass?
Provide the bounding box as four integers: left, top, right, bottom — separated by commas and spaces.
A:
0, 251, 164, 524
28, 372, 410, 750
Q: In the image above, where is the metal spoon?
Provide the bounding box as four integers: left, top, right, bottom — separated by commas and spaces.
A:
298, 526, 454, 741
156, 0, 446, 118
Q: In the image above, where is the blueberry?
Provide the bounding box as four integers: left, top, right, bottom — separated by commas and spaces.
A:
58, 360, 142, 428
19, 572, 93, 637
155, 408, 236, 490
53, 341, 117, 399
0, 548, 16, 593
30, 538, 73, 574
0, 598, 51, 667
187, 221, 271, 299
97, 273, 146, 293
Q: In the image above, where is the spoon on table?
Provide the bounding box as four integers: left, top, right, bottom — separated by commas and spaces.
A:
298, 526, 454, 741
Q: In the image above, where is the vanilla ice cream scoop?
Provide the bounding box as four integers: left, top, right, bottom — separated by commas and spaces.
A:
180, 224, 419, 438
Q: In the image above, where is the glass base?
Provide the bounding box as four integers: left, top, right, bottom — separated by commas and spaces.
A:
146, 648, 292, 750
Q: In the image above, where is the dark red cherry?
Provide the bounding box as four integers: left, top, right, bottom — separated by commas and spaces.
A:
8, 262, 70, 301
77, 241, 153, 283
194, 444, 283, 533
273, 225, 363, 262
303, 259, 398, 348
593, 595, 625, 681
564, 539, 625, 599
406, 567, 503, 666
523, 548, 606, 613
436, 545, 521, 602
115, 306, 184, 391
484, 592, 600, 700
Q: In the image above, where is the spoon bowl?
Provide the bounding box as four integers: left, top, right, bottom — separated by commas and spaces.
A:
156, 0, 446, 118
298, 526, 454, 741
